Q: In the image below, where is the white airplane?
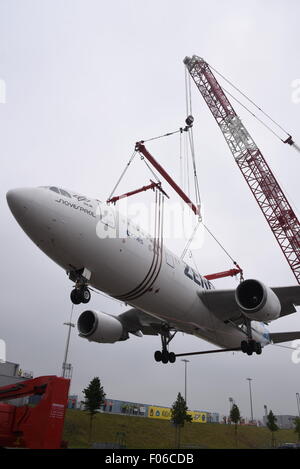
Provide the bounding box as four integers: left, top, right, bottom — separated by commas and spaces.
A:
6, 185, 300, 363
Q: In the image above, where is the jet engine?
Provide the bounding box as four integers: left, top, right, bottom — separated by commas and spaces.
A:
77, 310, 126, 343
235, 279, 281, 322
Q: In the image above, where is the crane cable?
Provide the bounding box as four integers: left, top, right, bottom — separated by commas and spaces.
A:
181, 65, 243, 277
140, 156, 161, 184
188, 129, 201, 211
181, 218, 243, 279
208, 62, 292, 139
180, 218, 202, 261
207, 62, 300, 152
142, 128, 182, 143
202, 223, 238, 265
107, 150, 137, 202
184, 68, 201, 211
219, 84, 284, 142
179, 69, 202, 260
107, 148, 165, 203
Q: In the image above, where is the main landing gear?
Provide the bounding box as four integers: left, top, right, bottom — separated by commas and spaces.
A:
240, 319, 262, 356
241, 340, 262, 355
154, 326, 177, 364
153, 321, 264, 363
68, 268, 92, 305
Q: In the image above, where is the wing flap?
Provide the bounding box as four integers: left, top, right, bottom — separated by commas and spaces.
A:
269, 331, 300, 344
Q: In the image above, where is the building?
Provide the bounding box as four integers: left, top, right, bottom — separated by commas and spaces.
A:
96, 398, 219, 423
0, 361, 33, 387
68, 395, 78, 409
0, 361, 33, 406
263, 414, 298, 429
101, 399, 147, 417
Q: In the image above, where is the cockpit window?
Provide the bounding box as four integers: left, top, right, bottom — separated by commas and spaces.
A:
60, 189, 71, 198
48, 186, 71, 198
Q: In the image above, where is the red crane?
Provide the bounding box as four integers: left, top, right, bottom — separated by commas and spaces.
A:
184, 55, 300, 284
0, 375, 70, 449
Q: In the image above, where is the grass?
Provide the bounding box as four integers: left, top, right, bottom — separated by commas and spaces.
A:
63, 410, 299, 449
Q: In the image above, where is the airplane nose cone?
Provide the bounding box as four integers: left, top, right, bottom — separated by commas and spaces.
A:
6, 188, 34, 218
6, 186, 54, 249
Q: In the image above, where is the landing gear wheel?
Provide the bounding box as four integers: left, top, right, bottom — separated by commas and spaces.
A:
241, 339, 262, 356
161, 351, 169, 364
70, 286, 91, 304
247, 340, 256, 356
70, 289, 81, 305
241, 319, 263, 356
154, 326, 178, 364
241, 340, 248, 353
81, 287, 91, 304
255, 342, 262, 355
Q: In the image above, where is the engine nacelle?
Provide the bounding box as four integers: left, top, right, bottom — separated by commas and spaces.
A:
235, 279, 281, 322
77, 310, 125, 343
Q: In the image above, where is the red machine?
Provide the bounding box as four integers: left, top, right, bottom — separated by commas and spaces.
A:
0, 375, 70, 449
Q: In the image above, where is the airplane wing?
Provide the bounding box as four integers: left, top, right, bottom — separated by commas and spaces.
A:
269, 331, 300, 344
119, 285, 300, 335
271, 286, 300, 317
198, 285, 300, 323
119, 307, 217, 337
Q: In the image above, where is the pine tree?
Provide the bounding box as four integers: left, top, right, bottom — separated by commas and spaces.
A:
266, 410, 279, 448
82, 377, 106, 442
171, 392, 192, 449
230, 404, 241, 447
294, 417, 300, 442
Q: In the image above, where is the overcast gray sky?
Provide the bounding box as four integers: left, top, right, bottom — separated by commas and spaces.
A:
1, 0, 300, 421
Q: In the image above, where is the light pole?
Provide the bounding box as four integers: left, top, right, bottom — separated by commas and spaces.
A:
181, 359, 190, 404
62, 321, 75, 378
246, 378, 254, 423
62, 305, 75, 379
264, 405, 268, 426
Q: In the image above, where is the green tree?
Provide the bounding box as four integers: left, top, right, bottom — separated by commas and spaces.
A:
82, 377, 106, 442
171, 392, 192, 449
266, 410, 279, 448
230, 404, 241, 447
294, 417, 300, 442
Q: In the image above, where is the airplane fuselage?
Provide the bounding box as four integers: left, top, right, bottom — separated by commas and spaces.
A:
6, 186, 270, 349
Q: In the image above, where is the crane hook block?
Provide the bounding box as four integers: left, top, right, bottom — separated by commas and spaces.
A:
185, 115, 194, 128
283, 135, 294, 146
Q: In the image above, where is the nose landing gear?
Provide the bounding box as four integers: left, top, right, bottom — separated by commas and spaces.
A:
68, 268, 92, 305
70, 286, 91, 305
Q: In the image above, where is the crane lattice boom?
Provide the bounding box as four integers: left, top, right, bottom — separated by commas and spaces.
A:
184, 55, 300, 284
